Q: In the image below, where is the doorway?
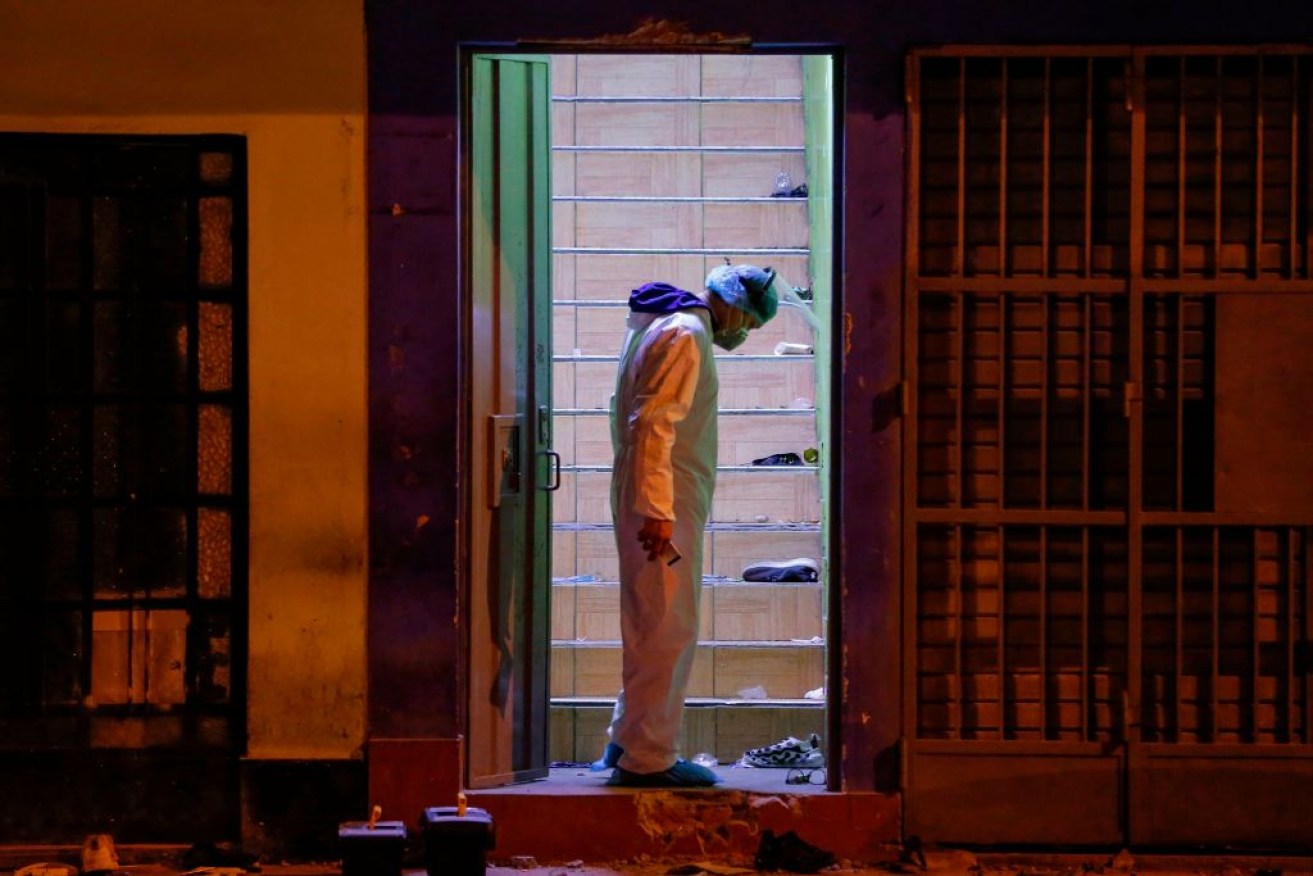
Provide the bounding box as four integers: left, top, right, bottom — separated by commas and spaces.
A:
462, 50, 839, 790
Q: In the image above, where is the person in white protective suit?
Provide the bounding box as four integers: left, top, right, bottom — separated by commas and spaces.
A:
592, 264, 780, 787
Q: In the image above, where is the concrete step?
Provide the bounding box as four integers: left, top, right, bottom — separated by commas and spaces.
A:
549, 700, 826, 771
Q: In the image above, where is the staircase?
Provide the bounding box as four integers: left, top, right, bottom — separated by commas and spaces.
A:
549, 53, 826, 767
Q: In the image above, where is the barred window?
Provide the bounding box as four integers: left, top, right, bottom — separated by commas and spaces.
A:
0, 135, 246, 750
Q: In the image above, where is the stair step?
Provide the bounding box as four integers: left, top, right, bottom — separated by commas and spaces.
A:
551, 641, 824, 699
554, 527, 823, 581
550, 701, 827, 767
553, 581, 823, 642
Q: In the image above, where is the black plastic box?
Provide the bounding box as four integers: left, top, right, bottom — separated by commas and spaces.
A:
338, 819, 407, 876
420, 806, 495, 876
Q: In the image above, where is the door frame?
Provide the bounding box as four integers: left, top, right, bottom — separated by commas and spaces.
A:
457, 42, 848, 791
459, 49, 555, 789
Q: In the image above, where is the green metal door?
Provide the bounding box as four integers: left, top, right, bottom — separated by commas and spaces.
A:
465, 53, 554, 788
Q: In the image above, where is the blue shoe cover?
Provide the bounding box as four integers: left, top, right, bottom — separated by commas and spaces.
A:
606, 758, 720, 787
590, 742, 623, 772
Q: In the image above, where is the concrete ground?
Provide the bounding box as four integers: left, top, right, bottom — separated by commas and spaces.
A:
5, 843, 1313, 876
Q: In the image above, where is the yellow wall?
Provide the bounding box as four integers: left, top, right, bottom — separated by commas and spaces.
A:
0, 0, 368, 759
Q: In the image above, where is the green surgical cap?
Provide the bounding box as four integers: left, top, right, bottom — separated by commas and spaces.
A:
705, 264, 779, 325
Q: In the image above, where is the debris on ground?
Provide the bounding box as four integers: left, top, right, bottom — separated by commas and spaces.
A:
754, 829, 837, 874
1110, 852, 1136, 873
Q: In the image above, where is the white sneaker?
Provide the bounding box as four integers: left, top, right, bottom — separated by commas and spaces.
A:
739, 733, 825, 768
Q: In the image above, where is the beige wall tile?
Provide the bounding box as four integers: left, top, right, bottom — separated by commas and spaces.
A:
553, 253, 577, 300
552, 101, 576, 146
552, 356, 576, 407
553, 151, 577, 197
575, 583, 620, 640
574, 360, 615, 410
576, 104, 700, 148
553, 201, 576, 248
576, 254, 708, 299
712, 646, 824, 698
552, 583, 577, 640
717, 357, 815, 409
575, 152, 702, 198
574, 706, 612, 762
703, 201, 810, 250
550, 705, 575, 763
577, 528, 619, 580
687, 646, 714, 697
575, 202, 702, 249
683, 707, 717, 760
703, 153, 808, 198
713, 583, 823, 641
551, 646, 576, 697
576, 55, 699, 97
552, 306, 578, 358
698, 587, 713, 640
712, 469, 821, 524
708, 529, 821, 579
717, 414, 818, 467
715, 706, 826, 764
574, 415, 612, 466
552, 415, 576, 466
575, 470, 611, 525
552, 529, 577, 580
575, 646, 622, 696
701, 56, 803, 98
575, 305, 629, 356
554, 470, 579, 525
701, 103, 803, 148
550, 55, 577, 96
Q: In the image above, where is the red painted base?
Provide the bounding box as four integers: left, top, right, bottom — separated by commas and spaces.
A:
466, 786, 900, 865
366, 737, 462, 829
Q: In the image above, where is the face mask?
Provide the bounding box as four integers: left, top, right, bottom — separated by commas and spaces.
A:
713, 327, 749, 351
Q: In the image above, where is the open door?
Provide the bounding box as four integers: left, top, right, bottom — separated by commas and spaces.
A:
464, 53, 554, 788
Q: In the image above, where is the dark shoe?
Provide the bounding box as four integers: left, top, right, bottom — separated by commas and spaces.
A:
742, 557, 819, 582
590, 741, 623, 772
751, 452, 803, 466
755, 829, 836, 873
606, 759, 720, 787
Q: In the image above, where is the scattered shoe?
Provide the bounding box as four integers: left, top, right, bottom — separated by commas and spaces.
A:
590, 741, 623, 772
81, 835, 119, 875
742, 557, 819, 582
739, 733, 825, 769
773, 342, 813, 355
770, 183, 809, 198
751, 452, 803, 466
607, 759, 720, 787
754, 828, 836, 873
181, 842, 261, 872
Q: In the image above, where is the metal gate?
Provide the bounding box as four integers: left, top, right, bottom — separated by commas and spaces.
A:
904, 47, 1313, 847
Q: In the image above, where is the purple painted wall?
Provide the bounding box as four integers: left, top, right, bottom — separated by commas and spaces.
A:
365, 0, 1313, 789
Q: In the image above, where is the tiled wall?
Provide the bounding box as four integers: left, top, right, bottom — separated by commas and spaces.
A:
550, 54, 825, 762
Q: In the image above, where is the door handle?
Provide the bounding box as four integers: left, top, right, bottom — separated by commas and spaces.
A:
540, 449, 561, 492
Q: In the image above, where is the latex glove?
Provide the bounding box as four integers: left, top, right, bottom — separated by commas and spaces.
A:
637, 517, 673, 563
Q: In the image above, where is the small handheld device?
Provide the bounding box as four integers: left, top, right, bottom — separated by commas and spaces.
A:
660, 542, 682, 566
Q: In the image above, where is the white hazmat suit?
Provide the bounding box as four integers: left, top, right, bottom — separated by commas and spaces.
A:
607, 304, 718, 776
